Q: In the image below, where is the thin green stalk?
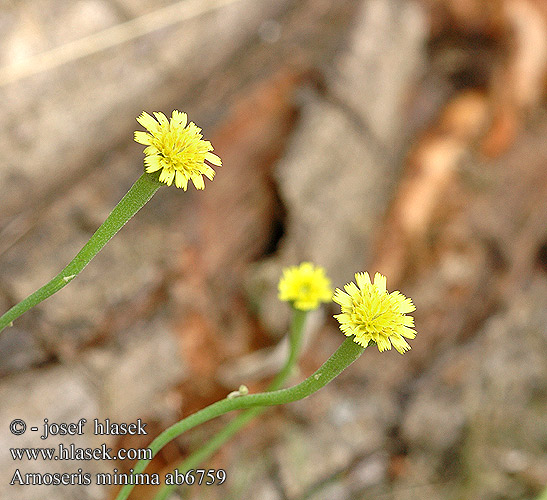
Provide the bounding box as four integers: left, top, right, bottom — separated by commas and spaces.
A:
537, 486, 547, 500
271, 307, 307, 388
152, 307, 308, 500
0, 172, 161, 333
114, 336, 365, 500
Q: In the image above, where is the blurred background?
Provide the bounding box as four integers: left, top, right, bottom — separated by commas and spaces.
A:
0, 0, 546, 499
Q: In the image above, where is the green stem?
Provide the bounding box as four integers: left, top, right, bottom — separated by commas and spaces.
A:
114, 335, 365, 500
152, 307, 308, 500
0, 173, 161, 333
270, 308, 307, 388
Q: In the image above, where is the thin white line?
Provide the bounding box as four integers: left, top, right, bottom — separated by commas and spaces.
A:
0, 0, 246, 87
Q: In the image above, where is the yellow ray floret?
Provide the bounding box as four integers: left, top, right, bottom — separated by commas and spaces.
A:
333, 272, 416, 354
134, 110, 222, 190
278, 262, 332, 311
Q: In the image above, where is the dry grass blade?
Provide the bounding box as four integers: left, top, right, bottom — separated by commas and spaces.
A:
0, 0, 247, 86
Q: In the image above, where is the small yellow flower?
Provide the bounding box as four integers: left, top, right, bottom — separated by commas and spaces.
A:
278, 262, 332, 311
134, 110, 222, 190
333, 272, 416, 354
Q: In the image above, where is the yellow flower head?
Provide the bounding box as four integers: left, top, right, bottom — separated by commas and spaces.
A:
134, 110, 222, 190
333, 272, 416, 354
278, 262, 332, 311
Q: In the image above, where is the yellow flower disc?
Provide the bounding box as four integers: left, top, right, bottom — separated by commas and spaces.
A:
278, 262, 332, 311
134, 110, 222, 190
333, 272, 416, 354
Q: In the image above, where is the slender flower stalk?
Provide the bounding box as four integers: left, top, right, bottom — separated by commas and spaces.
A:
151, 308, 308, 500
0, 110, 220, 334
0, 172, 161, 333
114, 336, 365, 500
537, 485, 547, 500
114, 268, 415, 500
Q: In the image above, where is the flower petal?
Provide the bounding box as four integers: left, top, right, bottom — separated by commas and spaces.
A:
202, 166, 216, 180
355, 272, 371, 289
144, 155, 162, 172
136, 112, 159, 133
205, 152, 222, 166
376, 336, 392, 351
153, 111, 169, 127
175, 170, 189, 190
373, 273, 387, 293
134, 131, 152, 145
333, 289, 352, 308
171, 110, 187, 128
344, 282, 360, 296
390, 336, 411, 353
191, 174, 205, 190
